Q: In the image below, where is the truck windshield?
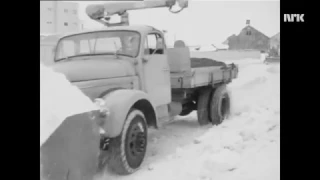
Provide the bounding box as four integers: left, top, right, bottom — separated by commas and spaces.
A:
55, 31, 140, 61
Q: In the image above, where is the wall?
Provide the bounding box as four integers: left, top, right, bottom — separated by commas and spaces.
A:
40, 1, 55, 34
40, 1, 80, 34
56, 2, 80, 33
40, 42, 56, 66
190, 50, 261, 61
269, 33, 280, 56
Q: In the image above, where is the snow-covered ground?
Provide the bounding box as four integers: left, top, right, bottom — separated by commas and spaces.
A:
97, 59, 280, 180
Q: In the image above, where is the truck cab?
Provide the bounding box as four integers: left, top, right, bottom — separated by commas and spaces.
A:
44, 26, 171, 107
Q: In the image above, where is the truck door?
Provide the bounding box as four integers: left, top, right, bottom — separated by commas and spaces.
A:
142, 33, 171, 107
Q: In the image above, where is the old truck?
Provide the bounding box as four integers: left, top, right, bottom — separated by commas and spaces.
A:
40, 0, 238, 176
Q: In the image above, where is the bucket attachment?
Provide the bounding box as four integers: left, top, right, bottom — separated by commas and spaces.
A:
40, 111, 101, 180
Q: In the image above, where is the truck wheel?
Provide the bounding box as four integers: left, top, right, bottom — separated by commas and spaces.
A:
180, 102, 195, 116
209, 85, 231, 125
106, 109, 148, 175
197, 88, 212, 125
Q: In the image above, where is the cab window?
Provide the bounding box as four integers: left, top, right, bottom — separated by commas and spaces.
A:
144, 33, 164, 55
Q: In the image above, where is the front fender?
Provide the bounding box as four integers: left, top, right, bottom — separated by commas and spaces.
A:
101, 89, 156, 137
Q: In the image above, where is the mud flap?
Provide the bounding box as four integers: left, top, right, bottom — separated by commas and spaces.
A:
40, 111, 101, 180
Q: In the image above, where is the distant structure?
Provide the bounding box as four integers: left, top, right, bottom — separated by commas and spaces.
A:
40, 1, 82, 34
269, 32, 280, 56
223, 20, 270, 52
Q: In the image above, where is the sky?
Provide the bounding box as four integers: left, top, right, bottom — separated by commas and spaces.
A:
73, 0, 280, 46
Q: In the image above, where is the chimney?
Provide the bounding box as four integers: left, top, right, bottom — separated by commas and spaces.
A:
246, 20, 250, 26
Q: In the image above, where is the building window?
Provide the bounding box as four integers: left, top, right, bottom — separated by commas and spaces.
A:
64, 22, 68, 26
64, 9, 68, 13
47, 21, 52, 24
246, 31, 252, 36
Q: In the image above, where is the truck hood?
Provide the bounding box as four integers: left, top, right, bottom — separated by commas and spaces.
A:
51, 58, 135, 82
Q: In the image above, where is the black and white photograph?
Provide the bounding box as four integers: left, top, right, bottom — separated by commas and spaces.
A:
40, 0, 280, 180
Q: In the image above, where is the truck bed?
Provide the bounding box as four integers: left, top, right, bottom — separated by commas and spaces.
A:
170, 63, 238, 89
190, 58, 227, 68
167, 46, 238, 89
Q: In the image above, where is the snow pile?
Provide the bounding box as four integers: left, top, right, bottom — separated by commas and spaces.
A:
40, 64, 98, 146
101, 61, 279, 180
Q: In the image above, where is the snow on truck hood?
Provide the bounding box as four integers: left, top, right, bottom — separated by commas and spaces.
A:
52, 58, 135, 82
40, 64, 98, 147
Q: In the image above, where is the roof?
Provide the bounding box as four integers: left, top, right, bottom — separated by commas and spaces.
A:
269, 32, 280, 48
239, 25, 269, 39
223, 25, 270, 44
270, 32, 280, 41
222, 25, 270, 51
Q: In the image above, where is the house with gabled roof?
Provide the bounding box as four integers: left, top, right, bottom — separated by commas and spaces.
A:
223, 20, 270, 52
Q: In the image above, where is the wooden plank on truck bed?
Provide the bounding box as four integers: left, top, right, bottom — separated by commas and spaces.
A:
171, 64, 238, 89
170, 71, 193, 89
211, 69, 224, 84
191, 67, 219, 88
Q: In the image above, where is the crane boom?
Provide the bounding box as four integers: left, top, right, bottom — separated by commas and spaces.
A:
86, 0, 188, 27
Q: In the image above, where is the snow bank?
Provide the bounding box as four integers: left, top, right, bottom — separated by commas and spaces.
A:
40, 64, 98, 146
102, 61, 280, 180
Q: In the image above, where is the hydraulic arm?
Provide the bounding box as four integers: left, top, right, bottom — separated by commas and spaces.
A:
86, 0, 189, 27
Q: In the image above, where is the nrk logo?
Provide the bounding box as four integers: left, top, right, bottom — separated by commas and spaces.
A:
284, 14, 305, 22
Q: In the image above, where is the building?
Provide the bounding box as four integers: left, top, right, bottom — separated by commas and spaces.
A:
269, 32, 280, 56
40, 1, 81, 34
223, 20, 270, 52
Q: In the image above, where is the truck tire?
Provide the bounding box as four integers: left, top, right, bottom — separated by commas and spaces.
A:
105, 109, 148, 175
197, 88, 212, 125
179, 102, 195, 116
209, 85, 230, 125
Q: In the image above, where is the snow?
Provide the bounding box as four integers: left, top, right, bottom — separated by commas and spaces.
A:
96, 59, 280, 180
40, 64, 98, 147
197, 45, 217, 52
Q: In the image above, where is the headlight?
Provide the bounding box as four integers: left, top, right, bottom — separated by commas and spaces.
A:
93, 98, 110, 134
94, 98, 110, 118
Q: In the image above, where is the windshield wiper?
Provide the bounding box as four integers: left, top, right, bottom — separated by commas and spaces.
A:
114, 53, 134, 58
55, 53, 134, 62
55, 53, 104, 62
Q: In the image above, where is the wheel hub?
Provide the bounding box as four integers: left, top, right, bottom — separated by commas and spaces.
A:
220, 95, 229, 121
128, 125, 146, 157
135, 132, 146, 153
